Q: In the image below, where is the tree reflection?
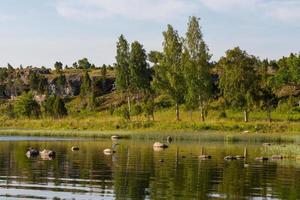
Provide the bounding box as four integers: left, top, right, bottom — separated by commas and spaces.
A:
0, 140, 299, 199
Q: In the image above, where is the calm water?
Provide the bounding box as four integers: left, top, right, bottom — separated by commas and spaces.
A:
0, 136, 300, 200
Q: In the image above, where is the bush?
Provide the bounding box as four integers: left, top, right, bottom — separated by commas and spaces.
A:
108, 104, 115, 115
6, 103, 15, 119
155, 95, 173, 109
116, 105, 130, 121
131, 104, 142, 116
218, 111, 227, 119
43, 95, 68, 119
14, 92, 41, 118
142, 99, 155, 120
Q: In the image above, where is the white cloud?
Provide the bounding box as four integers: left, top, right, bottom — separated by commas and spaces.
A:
199, 0, 300, 22
265, 1, 300, 22
56, 0, 196, 21
199, 0, 258, 11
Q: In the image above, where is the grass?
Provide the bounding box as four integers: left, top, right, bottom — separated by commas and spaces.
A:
1, 105, 300, 140
0, 128, 296, 143
261, 144, 300, 158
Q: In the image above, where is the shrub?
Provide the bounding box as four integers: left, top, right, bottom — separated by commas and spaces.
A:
142, 99, 155, 120
14, 92, 41, 118
116, 105, 130, 121
155, 95, 173, 109
131, 104, 142, 116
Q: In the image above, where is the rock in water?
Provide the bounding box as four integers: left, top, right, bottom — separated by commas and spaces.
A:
235, 155, 245, 160
255, 157, 268, 161
199, 155, 212, 160
71, 146, 80, 151
26, 148, 39, 158
262, 143, 272, 147
103, 149, 115, 155
224, 155, 236, 160
111, 135, 122, 140
271, 155, 283, 160
167, 136, 173, 143
153, 142, 168, 149
40, 149, 56, 158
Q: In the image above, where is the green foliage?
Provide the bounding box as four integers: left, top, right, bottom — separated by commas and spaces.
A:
153, 25, 185, 120
78, 58, 91, 70
14, 92, 41, 118
271, 53, 300, 90
142, 98, 155, 120
80, 71, 92, 108
108, 104, 115, 115
54, 61, 63, 73
129, 41, 151, 93
277, 97, 298, 121
53, 96, 68, 118
0, 68, 8, 82
43, 95, 68, 118
43, 95, 56, 116
55, 73, 66, 96
73, 62, 78, 69
131, 104, 142, 116
88, 92, 97, 110
29, 72, 48, 94
5, 103, 15, 119
257, 59, 279, 121
101, 64, 107, 77
184, 16, 212, 121
218, 47, 260, 121
148, 51, 163, 65
115, 35, 130, 93
155, 95, 173, 109
116, 105, 130, 121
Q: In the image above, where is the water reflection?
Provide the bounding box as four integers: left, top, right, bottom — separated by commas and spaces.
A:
0, 138, 299, 199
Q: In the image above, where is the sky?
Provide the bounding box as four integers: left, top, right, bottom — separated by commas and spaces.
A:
0, 0, 299, 67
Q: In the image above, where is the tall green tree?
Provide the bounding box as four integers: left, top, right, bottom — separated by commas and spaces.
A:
101, 64, 107, 77
29, 72, 48, 94
153, 25, 185, 121
78, 58, 91, 70
148, 51, 163, 66
115, 35, 131, 111
56, 72, 66, 96
184, 16, 212, 121
54, 61, 63, 73
53, 96, 68, 118
43, 95, 67, 118
80, 71, 92, 108
129, 41, 150, 102
258, 59, 278, 122
218, 47, 259, 122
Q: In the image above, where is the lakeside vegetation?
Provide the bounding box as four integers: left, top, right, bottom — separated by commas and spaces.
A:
0, 16, 300, 137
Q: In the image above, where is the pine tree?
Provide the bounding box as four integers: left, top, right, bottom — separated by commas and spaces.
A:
53, 96, 68, 118
80, 71, 92, 108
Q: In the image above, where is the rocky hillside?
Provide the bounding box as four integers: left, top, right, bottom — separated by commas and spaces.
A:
0, 67, 115, 99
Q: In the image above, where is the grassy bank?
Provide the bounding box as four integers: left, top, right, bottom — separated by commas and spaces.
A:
0, 128, 297, 143
0, 107, 300, 141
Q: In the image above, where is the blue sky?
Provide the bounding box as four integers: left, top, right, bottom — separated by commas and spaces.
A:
0, 0, 299, 67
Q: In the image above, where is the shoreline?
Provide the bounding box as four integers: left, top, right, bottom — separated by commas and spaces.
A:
0, 127, 298, 143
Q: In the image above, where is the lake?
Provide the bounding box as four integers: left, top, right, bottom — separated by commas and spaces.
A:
0, 136, 299, 199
